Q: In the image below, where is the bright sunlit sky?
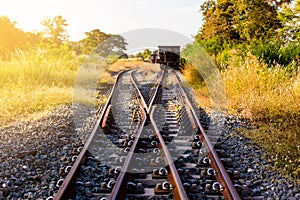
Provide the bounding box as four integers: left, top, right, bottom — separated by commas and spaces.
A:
0, 0, 204, 41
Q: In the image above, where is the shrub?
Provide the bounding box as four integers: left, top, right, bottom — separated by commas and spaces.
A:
251, 39, 300, 68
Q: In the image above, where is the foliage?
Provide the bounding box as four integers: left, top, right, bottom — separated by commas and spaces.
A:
196, 0, 300, 68
142, 49, 151, 60
178, 57, 187, 71
196, 0, 239, 44
251, 39, 300, 67
181, 52, 300, 178
0, 16, 40, 59
234, 0, 280, 42
192, 0, 300, 179
135, 52, 143, 59
265, 0, 292, 8
222, 54, 300, 178
79, 29, 109, 54
41, 15, 68, 46
94, 34, 127, 57
196, 0, 280, 46
277, 0, 300, 43
197, 37, 224, 55
0, 15, 132, 128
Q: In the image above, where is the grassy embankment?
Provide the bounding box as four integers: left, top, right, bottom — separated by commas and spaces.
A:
182, 54, 300, 179
1, 47, 298, 179
0, 48, 77, 127
0, 49, 143, 128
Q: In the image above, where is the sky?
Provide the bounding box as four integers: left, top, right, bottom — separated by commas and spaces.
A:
0, 0, 204, 41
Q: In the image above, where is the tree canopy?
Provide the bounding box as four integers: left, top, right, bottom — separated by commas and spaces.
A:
193, 0, 300, 68
94, 34, 127, 57
79, 29, 109, 54
41, 15, 68, 46
0, 16, 40, 59
0, 15, 128, 59
196, 0, 281, 45
277, 0, 300, 43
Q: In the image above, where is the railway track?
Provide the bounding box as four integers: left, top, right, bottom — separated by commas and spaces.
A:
54, 66, 241, 200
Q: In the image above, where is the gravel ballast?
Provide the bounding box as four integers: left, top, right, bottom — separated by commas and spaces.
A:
204, 113, 300, 200
0, 106, 299, 199
0, 105, 82, 199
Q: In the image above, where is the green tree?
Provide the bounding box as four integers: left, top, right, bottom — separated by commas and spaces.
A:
196, 0, 280, 45
196, 0, 238, 44
136, 52, 143, 59
234, 0, 280, 42
79, 29, 109, 54
265, 0, 292, 10
142, 49, 151, 60
95, 34, 127, 57
41, 15, 68, 46
278, 0, 300, 43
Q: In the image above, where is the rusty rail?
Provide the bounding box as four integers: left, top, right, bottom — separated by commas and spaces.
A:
150, 106, 189, 200
130, 67, 188, 199
55, 67, 240, 200
146, 68, 165, 112
174, 73, 241, 200
54, 69, 133, 200
130, 67, 165, 112
109, 102, 146, 200
109, 68, 164, 199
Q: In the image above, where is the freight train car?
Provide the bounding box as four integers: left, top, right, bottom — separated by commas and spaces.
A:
151, 46, 180, 69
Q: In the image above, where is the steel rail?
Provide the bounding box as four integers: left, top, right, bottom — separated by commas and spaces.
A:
150, 106, 189, 200
131, 67, 188, 199
108, 102, 146, 200
130, 70, 148, 111
109, 67, 164, 199
146, 68, 165, 112
173, 73, 241, 200
54, 69, 133, 200
130, 67, 165, 112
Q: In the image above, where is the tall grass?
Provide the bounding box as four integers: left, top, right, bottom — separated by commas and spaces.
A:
222, 54, 300, 179
0, 47, 79, 126
182, 53, 300, 179
223, 54, 299, 120
0, 50, 145, 127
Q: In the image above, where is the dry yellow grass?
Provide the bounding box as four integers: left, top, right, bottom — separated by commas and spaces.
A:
223, 55, 300, 119
108, 58, 145, 72
0, 51, 147, 128
0, 49, 78, 127
182, 54, 300, 179
181, 63, 211, 108
222, 55, 300, 179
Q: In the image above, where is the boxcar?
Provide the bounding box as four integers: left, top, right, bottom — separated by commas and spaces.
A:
151, 46, 180, 69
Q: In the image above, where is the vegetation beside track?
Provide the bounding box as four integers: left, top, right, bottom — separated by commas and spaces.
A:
181, 51, 300, 180
0, 16, 144, 128
0, 47, 143, 127
0, 47, 78, 126
179, 0, 300, 180
224, 55, 299, 180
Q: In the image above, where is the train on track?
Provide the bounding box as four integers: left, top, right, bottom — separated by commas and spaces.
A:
150, 46, 180, 69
